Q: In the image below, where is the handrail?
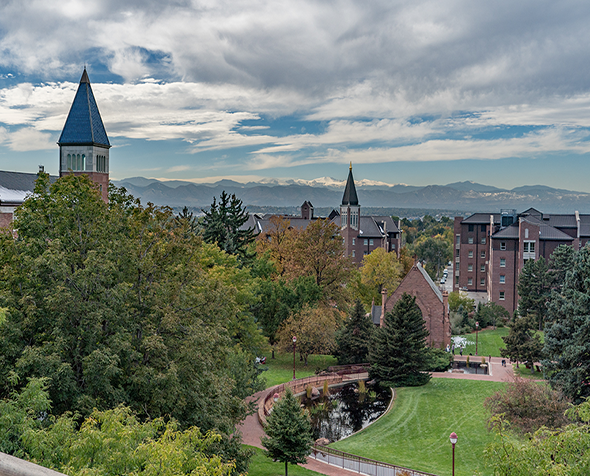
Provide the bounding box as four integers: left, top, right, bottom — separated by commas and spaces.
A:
0, 452, 67, 476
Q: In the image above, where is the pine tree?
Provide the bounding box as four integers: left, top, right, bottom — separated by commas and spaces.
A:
261, 388, 313, 476
517, 257, 551, 330
500, 314, 543, 372
369, 293, 431, 387
544, 245, 590, 402
202, 191, 256, 262
334, 300, 374, 364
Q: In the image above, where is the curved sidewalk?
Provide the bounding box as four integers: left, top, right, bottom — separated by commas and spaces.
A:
239, 360, 514, 476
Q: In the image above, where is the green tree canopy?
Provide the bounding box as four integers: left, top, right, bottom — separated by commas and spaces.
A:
517, 257, 551, 330
261, 388, 313, 476
501, 314, 543, 371
369, 293, 431, 387
414, 234, 452, 279
0, 174, 264, 473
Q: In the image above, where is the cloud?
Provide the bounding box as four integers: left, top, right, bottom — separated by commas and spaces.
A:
166, 165, 191, 172
7, 127, 55, 151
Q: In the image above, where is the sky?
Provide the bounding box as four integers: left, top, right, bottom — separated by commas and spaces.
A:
2, 0, 590, 191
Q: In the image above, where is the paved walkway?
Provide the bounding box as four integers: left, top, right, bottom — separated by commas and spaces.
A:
239, 359, 515, 475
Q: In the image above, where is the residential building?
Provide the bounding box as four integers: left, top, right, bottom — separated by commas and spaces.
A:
454, 207, 590, 314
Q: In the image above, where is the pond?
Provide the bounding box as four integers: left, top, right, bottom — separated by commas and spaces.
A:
451, 360, 489, 375
300, 382, 391, 443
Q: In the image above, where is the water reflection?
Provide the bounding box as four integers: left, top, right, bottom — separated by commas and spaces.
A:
301, 382, 391, 442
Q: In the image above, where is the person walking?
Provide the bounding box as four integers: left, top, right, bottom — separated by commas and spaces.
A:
460, 346, 463, 356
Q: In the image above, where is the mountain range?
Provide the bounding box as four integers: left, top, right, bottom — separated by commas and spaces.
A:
112, 177, 590, 214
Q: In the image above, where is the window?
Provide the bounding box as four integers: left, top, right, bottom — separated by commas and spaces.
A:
455, 276, 459, 285
468, 264, 473, 272
352, 250, 355, 257
500, 258, 506, 267
481, 237, 486, 245
480, 264, 485, 273
499, 291, 505, 300
364, 239, 368, 246
456, 235, 460, 245
456, 249, 460, 256
481, 225, 486, 232
468, 250, 473, 258
391, 243, 396, 250
352, 238, 355, 245
468, 224, 474, 232
524, 242, 535, 253
481, 251, 486, 258
480, 278, 485, 286
468, 278, 473, 286
500, 242, 506, 251
363, 251, 368, 255
369, 239, 374, 246
500, 275, 505, 284
525, 228, 529, 239
468, 237, 474, 244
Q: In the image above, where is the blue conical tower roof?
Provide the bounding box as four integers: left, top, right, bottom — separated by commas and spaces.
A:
58, 69, 110, 147
341, 163, 359, 206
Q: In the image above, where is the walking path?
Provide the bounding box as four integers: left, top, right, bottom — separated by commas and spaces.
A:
240, 358, 515, 476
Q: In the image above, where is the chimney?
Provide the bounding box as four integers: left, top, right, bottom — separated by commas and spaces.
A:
38, 165, 44, 174
380, 288, 387, 328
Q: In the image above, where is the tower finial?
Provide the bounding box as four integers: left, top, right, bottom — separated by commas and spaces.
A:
349, 161, 352, 170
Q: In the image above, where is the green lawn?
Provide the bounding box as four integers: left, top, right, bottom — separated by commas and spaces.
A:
331, 378, 505, 476
456, 327, 509, 357
246, 445, 322, 476
260, 353, 338, 389
514, 364, 544, 379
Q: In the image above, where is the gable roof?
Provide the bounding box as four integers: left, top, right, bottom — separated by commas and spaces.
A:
341, 165, 359, 206
58, 69, 110, 147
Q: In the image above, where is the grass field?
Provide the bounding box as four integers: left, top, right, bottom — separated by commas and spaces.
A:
331, 378, 505, 476
246, 445, 322, 476
260, 353, 338, 388
456, 327, 509, 357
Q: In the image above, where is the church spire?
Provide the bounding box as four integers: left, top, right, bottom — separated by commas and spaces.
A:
341, 163, 359, 206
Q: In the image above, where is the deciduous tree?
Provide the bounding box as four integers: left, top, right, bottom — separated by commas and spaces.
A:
501, 314, 543, 371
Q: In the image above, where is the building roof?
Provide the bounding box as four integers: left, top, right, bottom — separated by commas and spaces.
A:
415, 262, 443, 302
492, 226, 519, 239
58, 69, 110, 147
461, 213, 501, 224
0, 170, 57, 206
356, 216, 400, 237
546, 214, 578, 228
341, 164, 359, 206
492, 217, 574, 241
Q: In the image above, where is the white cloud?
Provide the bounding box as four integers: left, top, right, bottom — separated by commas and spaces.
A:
7, 127, 55, 151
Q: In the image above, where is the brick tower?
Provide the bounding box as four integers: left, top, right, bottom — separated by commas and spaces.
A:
340, 163, 360, 257
58, 68, 111, 202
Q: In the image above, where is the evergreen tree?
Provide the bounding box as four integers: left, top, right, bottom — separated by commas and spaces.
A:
368, 293, 431, 387
549, 244, 576, 293
202, 191, 256, 262
334, 300, 374, 364
261, 388, 313, 476
517, 257, 551, 330
544, 245, 590, 402
500, 314, 543, 372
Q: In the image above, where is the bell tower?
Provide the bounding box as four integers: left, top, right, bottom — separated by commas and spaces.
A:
58, 68, 111, 202
340, 163, 360, 259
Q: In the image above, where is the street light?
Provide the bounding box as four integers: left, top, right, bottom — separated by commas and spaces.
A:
475, 321, 479, 356
449, 432, 458, 476
292, 336, 297, 380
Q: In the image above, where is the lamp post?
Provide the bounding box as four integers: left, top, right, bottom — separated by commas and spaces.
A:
292, 336, 297, 380
475, 321, 479, 356
449, 432, 458, 476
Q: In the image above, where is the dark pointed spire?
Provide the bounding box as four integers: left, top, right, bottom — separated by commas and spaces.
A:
341, 163, 359, 206
58, 69, 110, 147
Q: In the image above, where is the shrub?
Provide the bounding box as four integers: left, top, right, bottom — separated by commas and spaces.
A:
429, 348, 452, 372
484, 376, 572, 434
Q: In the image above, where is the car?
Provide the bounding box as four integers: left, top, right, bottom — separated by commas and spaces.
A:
440, 277, 446, 284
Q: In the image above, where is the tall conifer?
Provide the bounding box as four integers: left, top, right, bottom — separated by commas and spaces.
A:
369, 293, 431, 387
334, 300, 373, 364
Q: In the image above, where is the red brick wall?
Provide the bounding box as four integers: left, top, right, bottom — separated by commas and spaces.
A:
0, 211, 13, 229
384, 265, 451, 348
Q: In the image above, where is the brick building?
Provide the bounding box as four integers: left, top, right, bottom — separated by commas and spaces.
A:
454, 208, 590, 314
372, 262, 451, 348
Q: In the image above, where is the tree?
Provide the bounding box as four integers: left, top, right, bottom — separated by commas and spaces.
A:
543, 245, 590, 402
500, 314, 543, 371
261, 388, 313, 476
0, 174, 264, 473
334, 300, 374, 365
255, 216, 294, 277
357, 248, 402, 308
485, 400, 590, 476
413, 234, 452, 279
484, 376, 571, 435
369, 293, 431, 387
517, 257, 551, 330
549, 244, 576, 292
475, 302, 510, 329
202, 191, 256, 263
276, 305, 344, 365
448, 291, 475, 312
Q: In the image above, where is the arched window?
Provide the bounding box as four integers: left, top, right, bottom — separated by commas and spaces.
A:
67, 154, 71, 170
82, 154, 86, 171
